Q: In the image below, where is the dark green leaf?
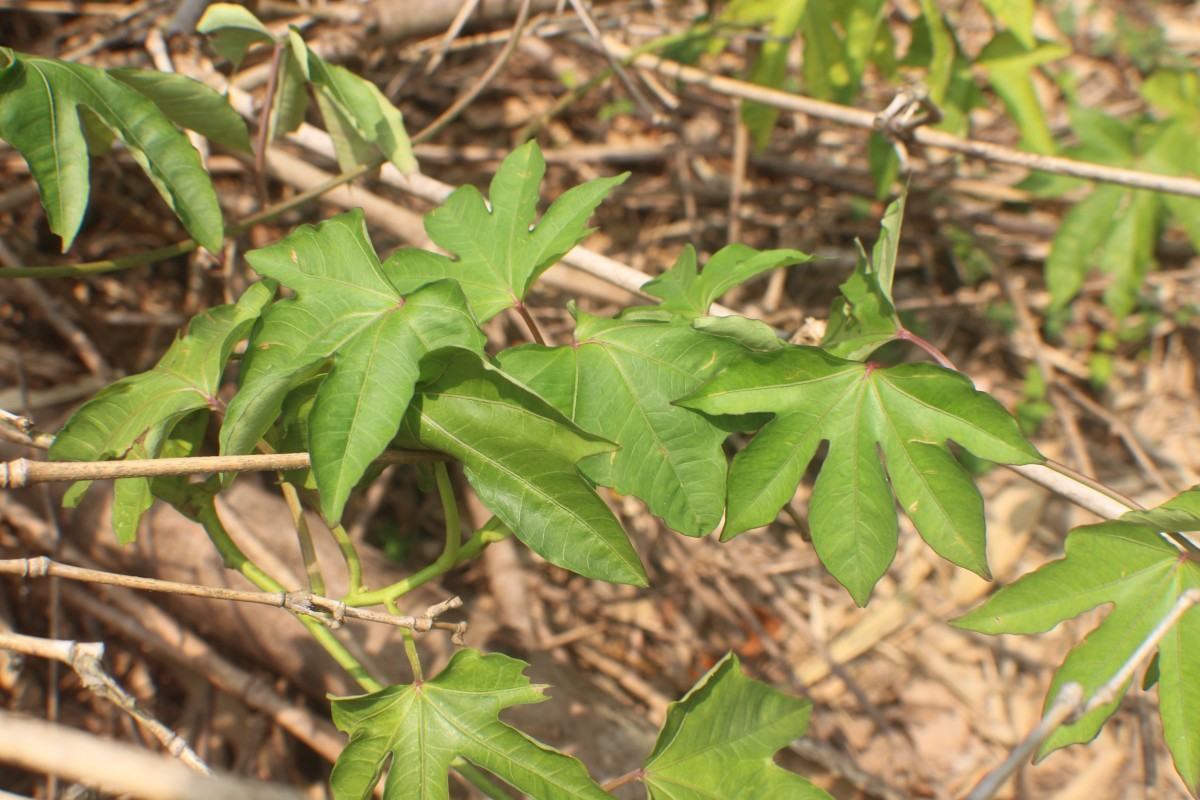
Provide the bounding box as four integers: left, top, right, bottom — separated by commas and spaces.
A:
401, 348, 646, 586
0, 48, 224, 252
680, 348, 1041, 604
221, 210, 485, 525
384, 141, 628, 322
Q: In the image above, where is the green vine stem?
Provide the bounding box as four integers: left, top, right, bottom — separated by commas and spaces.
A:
155, 480, 384, 693
329, 522, 366, 597
342, 517, 511, 608
280, 480, 326, 596
390, 602, 424, 683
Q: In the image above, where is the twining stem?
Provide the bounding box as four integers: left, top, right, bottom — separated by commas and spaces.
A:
433, 462, 462, 566
162, 484, 383, 693
600, 770, 645, 792
280, 480, 325, 596
341, 517, 511, 608
329, 523, 366, 596
255, 40, 286, 207
393, 604, 423, 684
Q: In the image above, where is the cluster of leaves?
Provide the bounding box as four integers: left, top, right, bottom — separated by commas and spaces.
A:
9, 6, 1200, 797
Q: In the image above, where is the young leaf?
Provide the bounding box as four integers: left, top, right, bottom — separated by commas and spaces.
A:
822, 193, 905, 360
221, 210, 485, 526
384, 141, 628, 322
330, 649, 613, 800
643, 652, 832, 800
498, 312, 755, 537
953, 520, 1200, 795
50, 282, 274, 543
679, 348, 1042, 604
400, 348, 647, 587
0, 48, 224, 252
642, 243, 816, 319
196, 3, 275, 69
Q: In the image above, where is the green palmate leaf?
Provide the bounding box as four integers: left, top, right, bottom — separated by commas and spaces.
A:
50, 282, 273, 543
400, 348, 646, 586
643, 652, 832, 800
0, 48, 224, 252
196, 3, 275, 69
221, 210, 485, 526
384, 141, 628, 322
498, 312, 755, 537
822, 193, 904, 359
680, 348, 1041, 604
953, 515, 1200, 795
642, 243, 816, 319
108, 69, 252, 153
330, 649, 612, 800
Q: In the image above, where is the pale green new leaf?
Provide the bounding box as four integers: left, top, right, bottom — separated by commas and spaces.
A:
642, 243, 816, 319
196, 3, 275, 69
50, 282, 273, 543
1046, 184, 1126, 309
680, 348, 1041, 604
643, 652, 832, 800
0, 48, 224, 252
822, 194, 904, 359
400, 348, 646, 586
384, 141, 628, 322
220, 210, 485, 526
953, 517, 1200, 795
306, 53, 416, 173
498, 312, 754, 537
979, 0, 1035, 49
330, 649, 613, 800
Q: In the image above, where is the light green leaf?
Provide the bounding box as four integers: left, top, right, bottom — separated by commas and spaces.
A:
822, 194, 905, 359
108, 68, 252, 153
221, 210, 485, 525
1122, 487, 1200, 532
735, 0, 807, 148
498, 313, 754, 537
643, 652, 832, 800
953, 519, 1200, 794
196, 3, 275, 69
330, 649, 613, 800
979, 0, 1035, 49
680, 348, 1041, 604
50, 283, 273, 543
0, 48, 224, 252
976, 34, 1071, 155
642, 243, 816, 319
1097, 189, 1159, 318
306, 51, 416, 173
401, 348, 646, 586
384, 141, 628, 322
1046, 184, 1126, 309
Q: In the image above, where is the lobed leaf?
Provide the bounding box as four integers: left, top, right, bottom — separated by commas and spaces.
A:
643, 652, 832, 800
680, 348, 1041, 604
953, 519, 1200, 794
330, 649, 613, 800
384, 141, 628, 322
221, 210, 485, 525
400, 348, 647, 586
499, 312, 756, 537
642, 243, 815, 319
51, 282, 273, 543
0, 48, 224, 252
